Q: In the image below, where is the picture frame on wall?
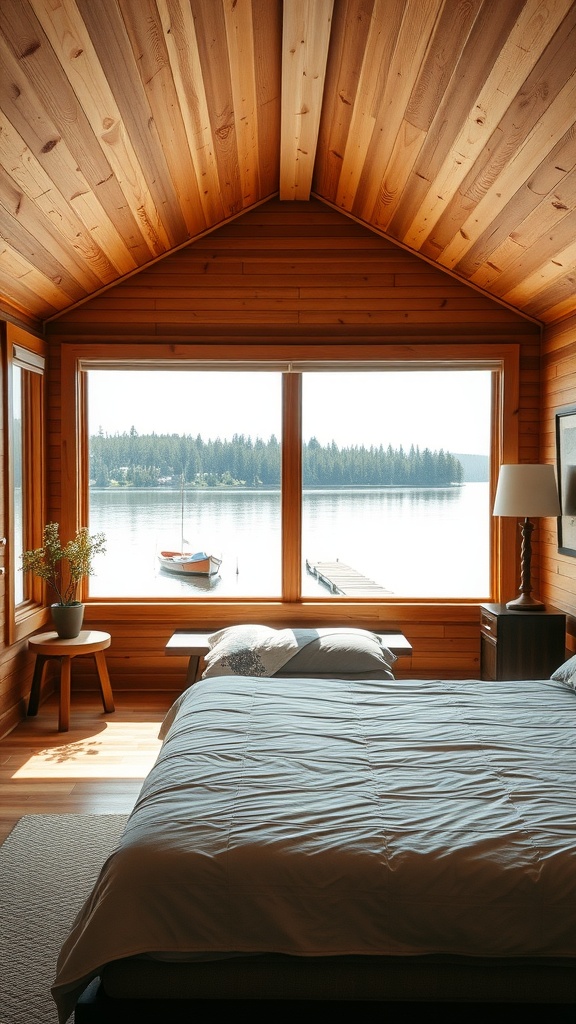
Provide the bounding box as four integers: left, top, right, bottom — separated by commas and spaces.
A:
556, 404, 576, 557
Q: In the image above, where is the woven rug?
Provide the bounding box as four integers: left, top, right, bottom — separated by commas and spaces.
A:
0, 813, 129, 1024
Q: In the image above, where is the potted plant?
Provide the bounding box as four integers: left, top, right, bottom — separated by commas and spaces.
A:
21, 522, 106, 638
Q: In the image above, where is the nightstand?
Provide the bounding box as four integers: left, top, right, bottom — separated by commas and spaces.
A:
480, 603, 566, 681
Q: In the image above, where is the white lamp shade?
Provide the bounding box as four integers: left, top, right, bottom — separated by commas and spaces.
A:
493, 464, 561, 518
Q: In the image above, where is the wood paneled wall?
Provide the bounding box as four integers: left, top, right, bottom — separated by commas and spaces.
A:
4, 198, 573, 732
51, 200, 539, 343
542, 311, 576, 650
59, 603, 485, 694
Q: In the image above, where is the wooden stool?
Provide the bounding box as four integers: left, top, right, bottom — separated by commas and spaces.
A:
28, 630, 115, 732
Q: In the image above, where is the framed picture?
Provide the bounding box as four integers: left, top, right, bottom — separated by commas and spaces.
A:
556, 404, 576, 557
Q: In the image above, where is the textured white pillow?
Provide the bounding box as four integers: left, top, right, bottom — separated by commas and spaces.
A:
203, 624, 300, 678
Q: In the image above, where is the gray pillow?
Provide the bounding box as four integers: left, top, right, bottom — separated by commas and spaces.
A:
276, 628, 396, 680
550, 654, 576, 686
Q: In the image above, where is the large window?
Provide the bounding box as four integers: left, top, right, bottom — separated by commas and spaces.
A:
85, 362, 494, 602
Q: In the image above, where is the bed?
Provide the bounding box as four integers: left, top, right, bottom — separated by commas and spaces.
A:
51, 626, 576, 1022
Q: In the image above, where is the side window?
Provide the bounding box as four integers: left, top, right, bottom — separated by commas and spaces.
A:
6, 338, 46, 642
12, 364, 23, 605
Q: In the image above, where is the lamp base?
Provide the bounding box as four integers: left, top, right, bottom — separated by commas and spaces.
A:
506, 594, 545, 611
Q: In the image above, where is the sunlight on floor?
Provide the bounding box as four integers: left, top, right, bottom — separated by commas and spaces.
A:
12, 720, 163, 779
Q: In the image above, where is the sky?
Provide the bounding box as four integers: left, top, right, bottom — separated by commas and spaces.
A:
88, 369, 491, 456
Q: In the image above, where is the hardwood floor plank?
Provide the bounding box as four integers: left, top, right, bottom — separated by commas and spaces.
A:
0, 691, 175, 843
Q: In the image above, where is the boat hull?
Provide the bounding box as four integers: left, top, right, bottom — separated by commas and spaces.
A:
159, 551, 222, 577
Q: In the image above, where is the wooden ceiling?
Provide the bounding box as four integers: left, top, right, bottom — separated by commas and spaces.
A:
1, 0, 575, 333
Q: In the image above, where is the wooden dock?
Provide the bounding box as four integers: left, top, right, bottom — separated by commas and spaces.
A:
306, 559, 393, 597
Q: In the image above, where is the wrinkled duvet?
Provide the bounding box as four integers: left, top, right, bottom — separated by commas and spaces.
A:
52, 675, 576, 1022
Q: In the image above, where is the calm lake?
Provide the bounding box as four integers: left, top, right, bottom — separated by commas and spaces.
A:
88, 483, 490, 600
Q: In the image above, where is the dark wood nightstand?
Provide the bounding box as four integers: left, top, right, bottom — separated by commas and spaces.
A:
480, 603, 566, 681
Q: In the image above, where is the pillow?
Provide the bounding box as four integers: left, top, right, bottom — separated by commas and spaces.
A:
203, 624, 300, 678
202, 624, 396, 680
275, 628, 396, 680
550, 653, 576, 686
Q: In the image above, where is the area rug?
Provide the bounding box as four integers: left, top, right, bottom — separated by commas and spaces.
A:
0, 814, 129, 1024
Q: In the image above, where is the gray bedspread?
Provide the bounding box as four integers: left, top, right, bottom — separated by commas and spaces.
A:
52, 674, 576, 1022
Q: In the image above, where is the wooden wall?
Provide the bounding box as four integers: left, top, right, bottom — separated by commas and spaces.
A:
51, 200, 539, 345
542, 310, 576, 650
4, 198, 571, 732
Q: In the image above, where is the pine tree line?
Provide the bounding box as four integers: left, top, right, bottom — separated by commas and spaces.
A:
90, 430, 463, 488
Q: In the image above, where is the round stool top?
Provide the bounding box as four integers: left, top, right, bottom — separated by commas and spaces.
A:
29, 630, 111, 656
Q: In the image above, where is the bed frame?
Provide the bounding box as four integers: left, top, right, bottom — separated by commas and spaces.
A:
74, 953, 576, 1021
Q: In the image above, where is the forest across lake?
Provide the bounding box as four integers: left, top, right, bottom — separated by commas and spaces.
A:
89, 431, 484, 489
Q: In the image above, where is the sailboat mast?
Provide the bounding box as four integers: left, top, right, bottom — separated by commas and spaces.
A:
180, 473, 185, 554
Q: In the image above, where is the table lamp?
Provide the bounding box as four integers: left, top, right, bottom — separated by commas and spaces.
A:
493, 463, 561, 610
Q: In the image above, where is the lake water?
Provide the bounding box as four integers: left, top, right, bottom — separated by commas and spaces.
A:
88, 483, 490, 599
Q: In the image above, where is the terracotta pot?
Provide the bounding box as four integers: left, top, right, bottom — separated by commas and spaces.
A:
51, 602, 85, 639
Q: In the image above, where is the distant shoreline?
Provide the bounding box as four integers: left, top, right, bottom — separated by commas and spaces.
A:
89, 481, 488, 491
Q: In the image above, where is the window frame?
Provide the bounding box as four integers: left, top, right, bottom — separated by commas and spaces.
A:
59, 342, 519, 620
4, 326, 47, 644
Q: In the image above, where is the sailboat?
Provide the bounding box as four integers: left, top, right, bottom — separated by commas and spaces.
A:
158, 477, 222, 578
158, 549, 222, 577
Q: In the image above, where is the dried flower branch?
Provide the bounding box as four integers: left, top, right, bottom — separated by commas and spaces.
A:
20, 522, 106, 605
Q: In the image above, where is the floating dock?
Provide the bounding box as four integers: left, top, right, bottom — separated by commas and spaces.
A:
306, 559, 393, 597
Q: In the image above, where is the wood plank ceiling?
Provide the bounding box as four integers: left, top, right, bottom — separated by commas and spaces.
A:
0, 0, 575, 333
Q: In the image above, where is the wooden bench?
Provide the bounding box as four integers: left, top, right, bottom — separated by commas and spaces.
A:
166, 629, 413, 687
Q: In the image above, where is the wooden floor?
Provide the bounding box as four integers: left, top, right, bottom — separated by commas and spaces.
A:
0, 690, 177, 844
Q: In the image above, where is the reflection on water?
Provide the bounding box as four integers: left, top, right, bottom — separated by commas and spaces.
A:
88, 483, 490, 599
157, 568, 222, 593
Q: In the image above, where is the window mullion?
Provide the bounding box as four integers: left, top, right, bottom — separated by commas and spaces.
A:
282, 372, 302, 601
